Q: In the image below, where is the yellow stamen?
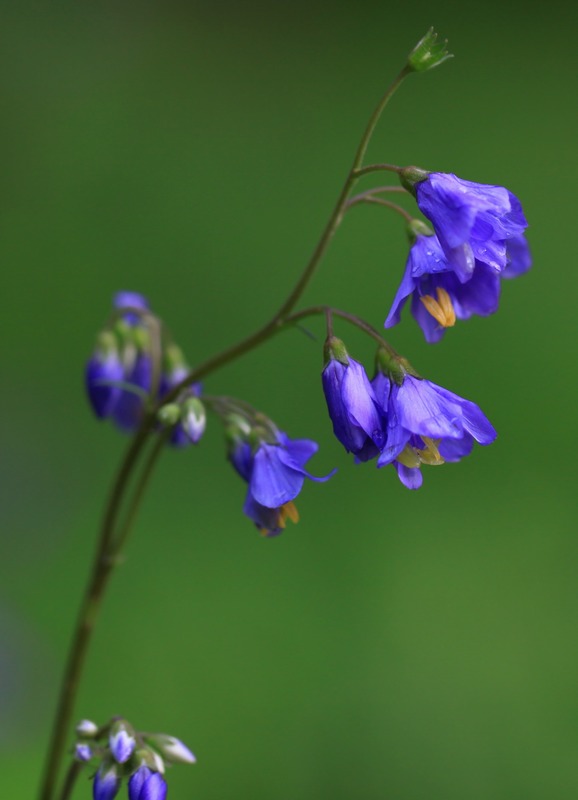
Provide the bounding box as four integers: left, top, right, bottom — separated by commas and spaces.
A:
396, 445, 422, 469
420, 287, 456, 328
280, 501, 300, 525
415, 437, 444, 465
260, 501, 300, 537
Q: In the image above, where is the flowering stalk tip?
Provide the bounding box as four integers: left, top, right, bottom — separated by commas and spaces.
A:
407, 28, 453, 73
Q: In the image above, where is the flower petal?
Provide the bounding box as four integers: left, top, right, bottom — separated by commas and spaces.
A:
396, 377, 463, 439
394, 462, 423, 490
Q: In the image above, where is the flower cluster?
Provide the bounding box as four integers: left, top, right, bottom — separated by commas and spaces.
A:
321, 338, 496, 489
385, 172, 531, 341
85, 292, 205, 445
73, 717, 195, 800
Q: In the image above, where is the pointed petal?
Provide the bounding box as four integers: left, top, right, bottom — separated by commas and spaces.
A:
384, 258, 416, 328
432, 384, 497, 444
394, 462, 423, 490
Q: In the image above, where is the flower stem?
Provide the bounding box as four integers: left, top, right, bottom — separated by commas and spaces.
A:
38, 62, 411, 800
287, 305, 399, 355
346, 193, 414, 222
58, 761, 82, 800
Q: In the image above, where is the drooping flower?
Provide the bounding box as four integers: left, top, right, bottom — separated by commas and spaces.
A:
228, 422, 334, 537
128, 766, 167, 800
409, 171, 529, 282
86, 291, 154, 430
384, 231, 502, 343
372, 362, 496, 489
321, 337, 384, 460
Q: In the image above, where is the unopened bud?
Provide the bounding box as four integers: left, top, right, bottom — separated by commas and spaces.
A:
147, 733, 196, 765
76, 719, 99, 738
407, 28, 453, 73
109, 720, 136, 764
181, 397, 206, 444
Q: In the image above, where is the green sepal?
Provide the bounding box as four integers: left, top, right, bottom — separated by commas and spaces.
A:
375, 347, 420, 385
323, 335, 349, 367
399, 165, 430, 195
407, 28, 453, 73
407, 218, 434, 243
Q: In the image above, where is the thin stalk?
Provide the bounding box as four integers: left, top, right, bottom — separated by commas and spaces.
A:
58, 761, 82, 800
111, 430, 170, 558
38, 63, 411, 800
346, 194, 414, 223
352, 162, 404, 179
286, 305, 400, 356
38, 422, 156, 800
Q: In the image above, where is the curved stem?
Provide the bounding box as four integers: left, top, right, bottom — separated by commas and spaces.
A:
111, 430, 170, 558
286, 305, 399, 356
346, 194, 414, 222
352, 162, 404, 179
38, 63, 412, 800
38, 422, 155, 800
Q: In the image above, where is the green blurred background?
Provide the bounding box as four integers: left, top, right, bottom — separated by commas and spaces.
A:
2, 1, 577, 797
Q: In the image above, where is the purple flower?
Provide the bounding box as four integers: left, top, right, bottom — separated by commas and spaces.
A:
128, 767, 167, 800
229, 430, 334, 537
85, 344, 125, 418
385, 233, 501, 343
414, 172, 529, 282
93, 764, 121, 800
373, 371, 496, 489
322, 353, 384, 461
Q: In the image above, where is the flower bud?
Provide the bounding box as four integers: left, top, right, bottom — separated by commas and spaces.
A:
75, 743, 93, 762
76, 719, 99, 738
109, 720, 136, 764
147, 733, 196, 765
180, 396, 206, 444
128, 766, 167, 800
407, 28, 453, 72
93, 762, 121, 800
157, 403, 181, 426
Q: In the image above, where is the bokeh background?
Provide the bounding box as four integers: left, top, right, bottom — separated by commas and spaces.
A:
2, 1, 577, 798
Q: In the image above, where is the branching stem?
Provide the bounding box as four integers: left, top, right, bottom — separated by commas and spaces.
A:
38, 62, 411, 800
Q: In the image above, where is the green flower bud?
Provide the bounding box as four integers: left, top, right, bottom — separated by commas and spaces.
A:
407, 28, 453, 73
